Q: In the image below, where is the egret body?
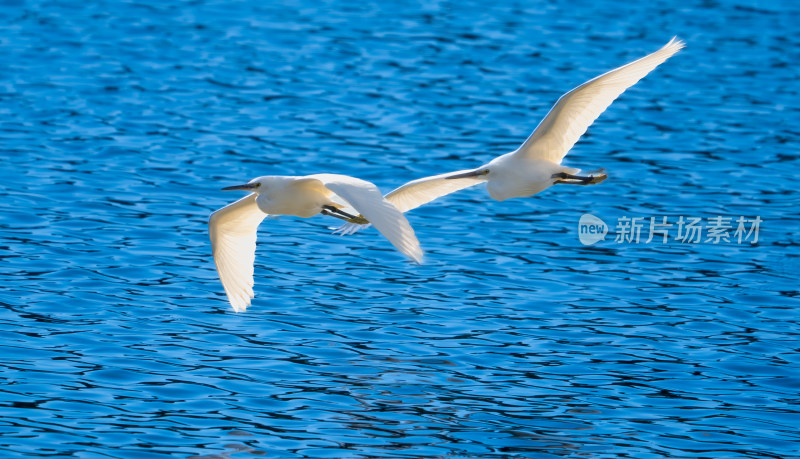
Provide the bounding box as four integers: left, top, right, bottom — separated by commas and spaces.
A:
209, 174, 422, 312
337, 38, 684, 234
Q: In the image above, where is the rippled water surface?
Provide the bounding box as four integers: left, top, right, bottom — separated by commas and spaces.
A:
2, 1, 799, 458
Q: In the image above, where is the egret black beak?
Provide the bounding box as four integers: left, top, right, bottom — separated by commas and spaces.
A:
221, 183, 258, 191
445, 169, 489, 180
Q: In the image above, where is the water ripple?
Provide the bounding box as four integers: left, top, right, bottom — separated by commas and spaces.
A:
2, 0, 800, 458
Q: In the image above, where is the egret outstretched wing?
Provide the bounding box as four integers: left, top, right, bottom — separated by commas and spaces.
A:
334, 169, 488, 235
383, 169, 488, 213
515, 37, 684, 164
309, 174, 424, 263
209, 194, 267, 312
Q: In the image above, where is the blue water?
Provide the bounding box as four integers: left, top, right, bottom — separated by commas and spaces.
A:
2, 1, 799, 458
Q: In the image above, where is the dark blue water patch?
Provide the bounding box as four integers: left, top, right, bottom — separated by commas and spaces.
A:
2, 0, 800, 458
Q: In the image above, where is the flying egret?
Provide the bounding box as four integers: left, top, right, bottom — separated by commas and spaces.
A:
209, 174, 423, 312
336, 37, 684, 235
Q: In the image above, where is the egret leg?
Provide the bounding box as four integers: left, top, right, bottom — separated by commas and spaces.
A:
320, 208, 349, 221
321, 206, 370, 224
553, 170, 607, 185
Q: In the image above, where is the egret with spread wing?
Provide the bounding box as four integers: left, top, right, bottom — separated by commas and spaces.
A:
209, 174, 423, 312
336, 38, 684, 235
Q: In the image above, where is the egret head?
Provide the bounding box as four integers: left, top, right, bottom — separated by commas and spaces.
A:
221, 176, 272, 192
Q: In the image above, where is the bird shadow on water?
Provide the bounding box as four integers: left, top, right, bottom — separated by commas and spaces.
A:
181, 359, 607, 458
168, 288, 612, 458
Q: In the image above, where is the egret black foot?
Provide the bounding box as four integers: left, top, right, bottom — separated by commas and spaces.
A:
553, 170, 608, 186
346, 215, 370, 225
585, 173, 607, 185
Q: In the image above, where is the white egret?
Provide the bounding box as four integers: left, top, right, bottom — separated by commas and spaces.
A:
209, 174, 423, 312
336, 37, 684, 235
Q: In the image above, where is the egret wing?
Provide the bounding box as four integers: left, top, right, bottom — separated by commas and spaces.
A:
208, 193, 267, 312
384, 168, 488, 213
516, 37, 684, 164
310, 174, 423, 263
333, 168, 488, 235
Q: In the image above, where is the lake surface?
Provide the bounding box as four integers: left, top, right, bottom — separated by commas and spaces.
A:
1, 0, 799, 458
